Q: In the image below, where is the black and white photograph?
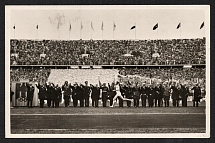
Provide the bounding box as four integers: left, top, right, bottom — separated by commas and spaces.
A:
5, 5, 210, 138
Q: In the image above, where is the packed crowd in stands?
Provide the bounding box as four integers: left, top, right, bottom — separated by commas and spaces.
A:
10, 38, 206, 65
10, 68, 51, 83
10, 67, 205, 89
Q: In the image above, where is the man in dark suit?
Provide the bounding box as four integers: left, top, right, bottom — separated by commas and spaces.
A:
79, 84, 85, 107
154, 84, 161, 107
191, 84, 201, 107
181, 84, 188, 107
163, 84, 170, 107
46, 83, 54, 107
71, 83, 78, 107
54, 84, 61, 108
133, 83, 140, 108
62, 81, 71, 107
10, 87, 14, 108
91, 84, 100, 108
108, 83, 116, 107
26, 83, 35, 108
101, 83, 109, 107
140, 83, 148, 108
126, 84, 133, 107
148, 84, 154, 107
36, 83, 46, 108
170, 83, 179, 107
83, 81, 90, 107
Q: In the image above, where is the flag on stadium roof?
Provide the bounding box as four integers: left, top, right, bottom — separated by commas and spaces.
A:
101, 21, 103, 30
113, 22, 116, 31
153, 23, 158, 30
91, 22, 94, 31
200, 22, 204, 29
81, 21, 83, 30
36, 24, 38, 29
13, 24, 15, 29
176, 22, 181, 29
130, 25, 136, 30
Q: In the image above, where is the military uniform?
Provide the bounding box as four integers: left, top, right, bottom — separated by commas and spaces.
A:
71, 85, 78, 107
101, 85, 109, 107
148, 86, 154, 107
62, 84, 71, 107
133, 86, 140, 108
171, 86, 179, 107
191, 86, 201, 107
163, 86, 170, 107
26, 83, 35, 108
83, 85, 90, 107
36, 84, 46, 108
78, 85, 85, 107
108, 83, 116, 107
54, 86, 61, 107
126, 86, 133, 107
46, 84, 55, 107
91, 86, 100, 107
140, 85, 148, 107
154, 86, 160, 107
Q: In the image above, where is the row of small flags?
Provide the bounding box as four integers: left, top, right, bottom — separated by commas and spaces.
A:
13, 22, 204, 30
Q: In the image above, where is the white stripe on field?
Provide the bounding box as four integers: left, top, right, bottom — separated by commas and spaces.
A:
11, 113, 205, 116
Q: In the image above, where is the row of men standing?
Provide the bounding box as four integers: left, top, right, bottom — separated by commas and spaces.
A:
36, 80, 202, 108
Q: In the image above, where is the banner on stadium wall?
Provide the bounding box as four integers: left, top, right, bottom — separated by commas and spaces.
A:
11, 82, 39, 106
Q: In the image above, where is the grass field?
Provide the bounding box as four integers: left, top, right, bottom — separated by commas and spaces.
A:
10, 101, 206, 134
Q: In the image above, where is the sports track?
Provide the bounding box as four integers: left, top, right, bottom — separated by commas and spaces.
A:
10, 102, 206, 134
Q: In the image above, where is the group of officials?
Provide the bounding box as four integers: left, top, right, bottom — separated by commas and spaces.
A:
32, 81, 203, 108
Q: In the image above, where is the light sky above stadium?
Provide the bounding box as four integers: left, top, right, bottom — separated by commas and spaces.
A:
8, 5, 208, 40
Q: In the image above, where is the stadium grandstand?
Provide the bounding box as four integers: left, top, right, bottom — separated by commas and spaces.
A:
10, 38, 205, 65
8, 6, 208, 135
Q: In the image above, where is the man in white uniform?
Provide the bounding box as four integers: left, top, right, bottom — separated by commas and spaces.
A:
110, 74, 133, 107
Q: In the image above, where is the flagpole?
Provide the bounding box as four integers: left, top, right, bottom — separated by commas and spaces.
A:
69, 23, 70, 40
58, 27, 60, 39
57, 22, 60, 40
69, 29, 70, 40
102, 22, 103, 40
135, 23, 136, 40
157, 28, 158, 40
80, 22, 82, 40
91, 22, 92, 40
14, 27, 15, 39
113, 21, 114, 40
180, 23, 181, 39
204, 23, 205, 38
37, 23, 38, 39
